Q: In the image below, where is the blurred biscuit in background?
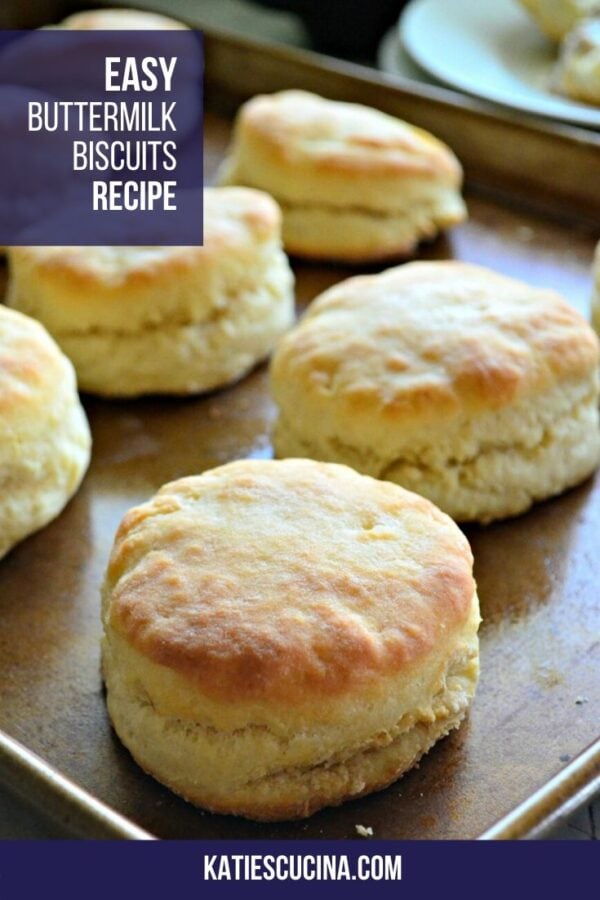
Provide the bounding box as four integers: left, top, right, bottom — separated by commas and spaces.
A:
518, 0, 600, 41
219, 90, 466, 263
553, 16, 600, 104
58, 7, 188, 30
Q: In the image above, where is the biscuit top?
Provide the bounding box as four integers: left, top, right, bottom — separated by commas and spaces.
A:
105, 459, 475, 705
12, 188, 278, 282
7, 188, 283, 334
60, 8, 188, 29
271, 261, 599, 434
234, 91, 459, 178
0, 305, 73, 423
222, 91, 463, 210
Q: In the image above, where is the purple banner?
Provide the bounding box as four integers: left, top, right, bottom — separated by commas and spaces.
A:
0, 839, 596, 898
0, 29, 203, 245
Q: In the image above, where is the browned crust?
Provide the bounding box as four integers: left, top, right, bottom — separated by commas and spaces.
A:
10, 188, 280, 297
237, 91, 462, 182
0, 305, 67, 414
271, 261, 600, 427
105, 459, 475, 705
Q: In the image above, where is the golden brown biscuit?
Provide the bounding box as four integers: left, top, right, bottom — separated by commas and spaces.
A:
0, 306, 91, 560
219, 90, 466, 263
519, 0, 600, 40
6, 188, 294, 397
102, 458, 480, 820
271, 261, 600, 523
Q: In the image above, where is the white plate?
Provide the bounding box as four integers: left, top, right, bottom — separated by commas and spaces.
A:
377, 27, 431, 81
399, 0, 600, 128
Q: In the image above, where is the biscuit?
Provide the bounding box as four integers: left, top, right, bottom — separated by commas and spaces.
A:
0, 306, 91, 560
6, 188, 295, 397
101, 458, 480, 821
518, 0, 600, 40
59, 7, 188, 30
271, 262, 600, 523
592, 241, 600, 335
219, 90, 466, 263
554, 17, 600, 104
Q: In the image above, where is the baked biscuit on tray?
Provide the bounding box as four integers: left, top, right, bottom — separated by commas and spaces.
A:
6, 188, 294, 398
0, 306, 90, 560
219, 90, 466, 263
271, 261, 600, 523
101, 458, 480, 821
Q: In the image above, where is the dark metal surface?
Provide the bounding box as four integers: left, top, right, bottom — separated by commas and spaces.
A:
0, 731, 153, 840
480, 743, 600, 840
0, 27, 598, 840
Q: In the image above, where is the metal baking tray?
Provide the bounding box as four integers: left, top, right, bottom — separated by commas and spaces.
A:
0, 14, 599, 840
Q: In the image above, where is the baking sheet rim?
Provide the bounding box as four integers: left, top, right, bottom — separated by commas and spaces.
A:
1, 13, 598, 845
1, 726, 597, 840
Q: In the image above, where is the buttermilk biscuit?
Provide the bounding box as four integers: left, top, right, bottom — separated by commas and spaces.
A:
554, 17, 600, 104
519, 0, 600, 40
101, 458, 480, 821
6, 188, 294, 397
218, 90, 466, 263
59, 7, 188, 29
0, 306, 91, 560
271, 262, 600, 524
